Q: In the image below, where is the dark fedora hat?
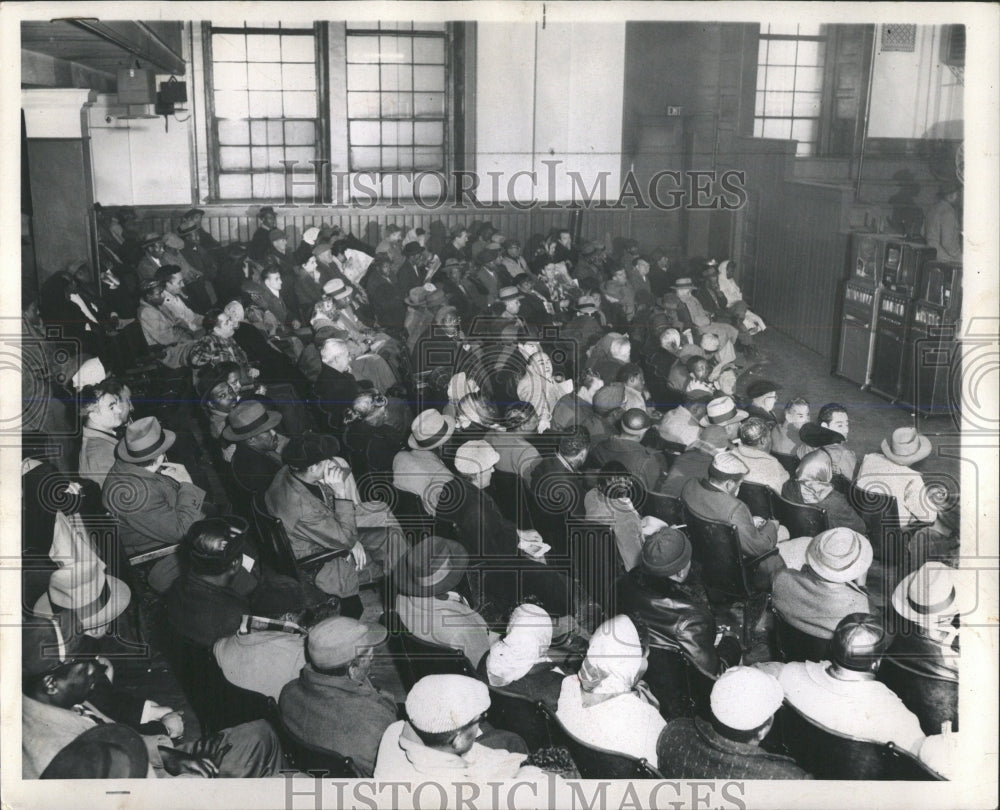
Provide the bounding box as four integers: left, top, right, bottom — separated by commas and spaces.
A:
115, 416, 176, 463
41, 724, 149, 779
281, 432, 341, 470
222, 400, 282, 442
397, 536, 469, 597
799, 421, 845, 447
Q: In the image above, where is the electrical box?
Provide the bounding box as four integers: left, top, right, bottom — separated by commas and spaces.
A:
116, 68, 156, 105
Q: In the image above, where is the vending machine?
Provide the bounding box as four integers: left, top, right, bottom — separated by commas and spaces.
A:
836, 232, 889, 387
869, 239, 936, 401
899, 261, 963, 416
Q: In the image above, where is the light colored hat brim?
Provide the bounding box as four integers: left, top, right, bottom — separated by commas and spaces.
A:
891, 567, 969, 625
881, 435, 932, 466
116, 429, 176, 463
806, 536, 873, 583
699, 408, 748, 428
34, 575, 132, 632
408, 414, 456, 450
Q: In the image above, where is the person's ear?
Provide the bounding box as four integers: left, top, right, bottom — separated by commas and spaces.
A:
43, 674, 59, 695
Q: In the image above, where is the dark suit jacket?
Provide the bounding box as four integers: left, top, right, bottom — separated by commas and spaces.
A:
660, 448, 713, 498
231, 442, 282, 496
681, 478, 784, 590
658, 717, 810, 780
395, 260, 423, 299
314, 364, 360, 432
587, 436, 668, 492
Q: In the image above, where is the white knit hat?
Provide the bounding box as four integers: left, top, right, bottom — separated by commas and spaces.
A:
405, 675, 490, 734
710, 666, 784, 730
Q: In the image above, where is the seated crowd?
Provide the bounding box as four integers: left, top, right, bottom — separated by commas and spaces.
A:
20, 207, 963, 781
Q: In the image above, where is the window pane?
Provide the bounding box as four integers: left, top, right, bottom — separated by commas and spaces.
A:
218, 173, 252, 199
267, 120, 284, 142
792, 92, 822, 117
283, 91, 316, 118
281, 35, 315, 62
214, 90, 248, 119
797, 23, 824, 37
380, 36, 412, 63
351, 147, 381, 169
754, 91, 765, 117
284, 146, 315, 166
347, 36, 381, 63
213, 62, 247, 90
250, 120, 268, 143
795, 141, 815, 157
348, 92, 381, 118
250, 146, 268, 168
412, 22, 446, 31
212, 34, 246, 62
758, 40, 770, 65
351, 120, 381, 145
414, 121, 443, 145
766, 23, 801, 36
219, 146, 251, 170
285, 120, 316, 145
246, 63, 282, 91
791, 119, 818, 144
351, 21, 381, 31
218, 119, 250, 144
381, 147, 401, 170
413, 170, 444, 201
413, 37, 444, 63
282, 63, 316, 90
764, 66, 796, 90
753, 118, 764, 137
246, 35, 282, 62
761, 118, 791, 139
795, 66, 824, 92
381, 93, 413, 117
413, 65, 445, 92
253, 173, 285, 199
348, 63, 380, 90
763, 91, 793, 116
248, 91, 284, 117
796, 41, 823, 66
765, 40, 798, 65
414, 92, 444, 116
381, 64, 413, 91
413, 146, 444, 170
381, 121, 413, 145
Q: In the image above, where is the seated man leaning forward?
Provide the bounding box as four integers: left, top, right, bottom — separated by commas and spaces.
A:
265, 433, 406, 614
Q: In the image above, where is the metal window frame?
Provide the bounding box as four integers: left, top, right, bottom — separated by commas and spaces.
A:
204, 22, 326, 202
754, 24, 828, 157
344, 23, 451, 176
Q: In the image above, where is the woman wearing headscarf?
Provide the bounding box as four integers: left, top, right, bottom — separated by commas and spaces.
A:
781, 449, 866, 535
556, 615, 666, 763
481, 603, 578, 709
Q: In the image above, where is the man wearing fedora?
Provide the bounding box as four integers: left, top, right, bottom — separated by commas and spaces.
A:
394, 536, 498, 668
23, 616, 283, 779
771, 528, 877, 640
671, 276, 738, 365
393, 409, 456, 515
278, 616, 397, 776
226, 401, 287, 497
586, 408, 668, 493
102, 416, 213, 558
617, 527, 743, 679
856, 427, 937, 527
265, 433, 406, 611
761, 613, 926, 755
681, 452, 786, 591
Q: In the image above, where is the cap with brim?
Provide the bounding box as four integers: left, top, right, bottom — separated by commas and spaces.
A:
572, 295, 599, 313
258, 206, 276, 217
177, 222, 199, 236
806, 528, 873, 583
397, 536, 469, 597
746, 379, 781, 400
881, 427, 932, 466
403, 241, 424, 257
405, 287, 429, 308
115, 417, 176, 463
181, 208, 205, 220
269, 229, 288, 243
699, 396, 749, 427
41, 724, 149, 779
891, 562, 968, 625
282, 433, 341, 470
222, 401, 282, 442
141, 233, 162, 248
673, 277, 696, 290
307, 617, 388, 669
408, 409, 456, 450
478, 247, 500, 264
799, 422, 845, 447
312, 241, 332, 258
710, 451, 749, 478
34, 564, 131, 632
498, 286, 522, 301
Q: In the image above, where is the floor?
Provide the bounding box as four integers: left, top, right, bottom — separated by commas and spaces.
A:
112, 324, 960, 740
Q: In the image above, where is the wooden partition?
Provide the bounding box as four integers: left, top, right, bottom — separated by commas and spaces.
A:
133, 203, 642, 257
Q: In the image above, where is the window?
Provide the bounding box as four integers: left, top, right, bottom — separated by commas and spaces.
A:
203, 21, 463, 202
207, 23, 321, 200
753, 23, 827, 157
345, 22, 449, 175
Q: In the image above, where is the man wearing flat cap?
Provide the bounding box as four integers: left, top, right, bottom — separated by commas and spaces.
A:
265, 433, 406, 612
732, 416, 789, 493
279, 616, 396, 776
587, 408, 668, 493
375, 674, 547, 782
657, 666, 809, 779
744, 379, 781, 424
617, 527, 743, 680
760, 613, 926, 755
681, 451, 787, 591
